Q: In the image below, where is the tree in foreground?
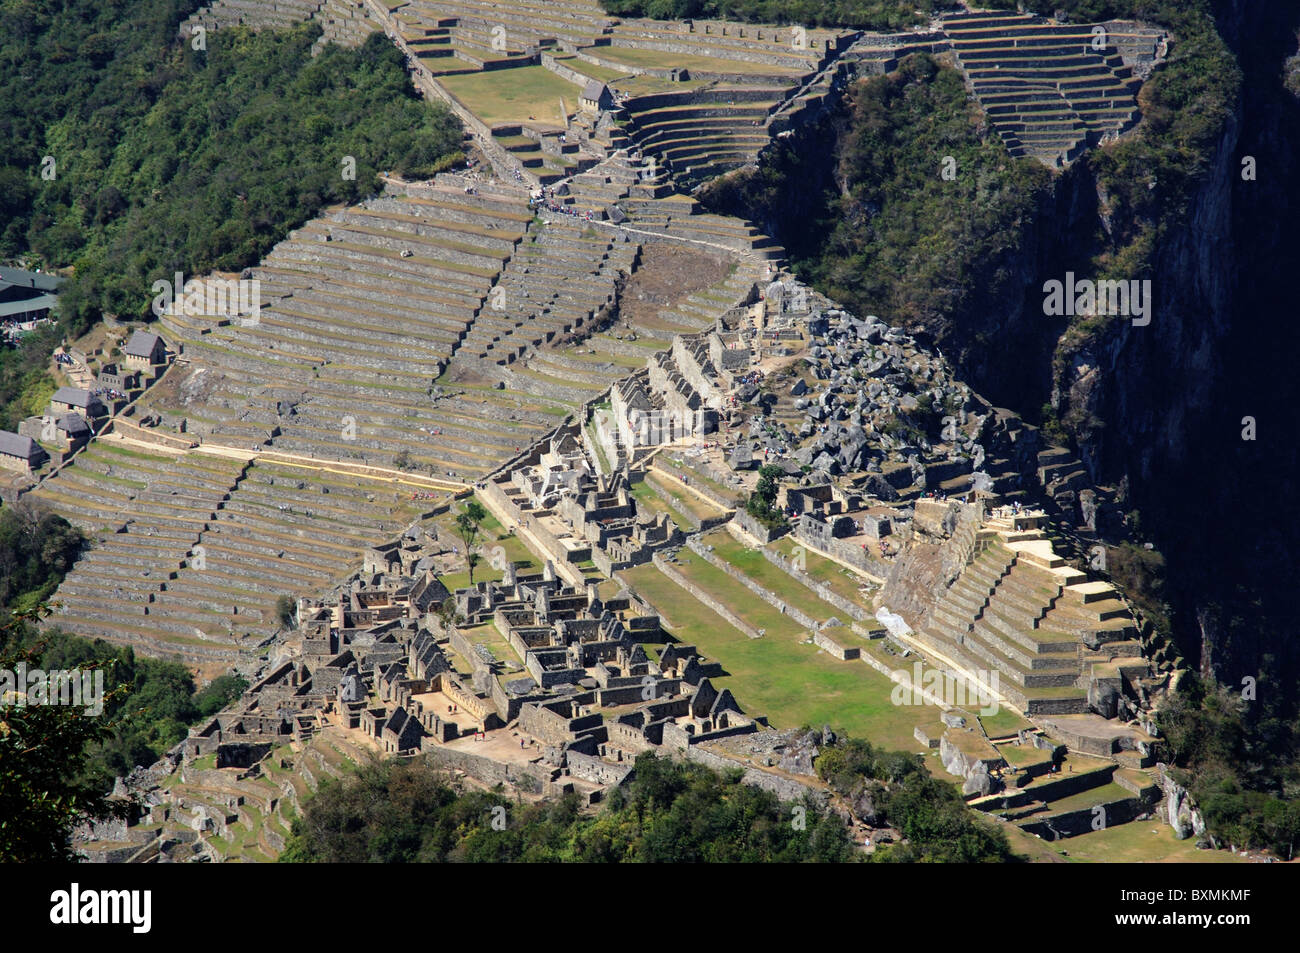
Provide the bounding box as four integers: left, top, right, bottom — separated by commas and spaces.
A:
0, 607, 129, 862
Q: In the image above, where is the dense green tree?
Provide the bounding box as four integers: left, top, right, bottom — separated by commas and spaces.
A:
815, 735, 1018, 862
0, 608, 128, 861
1, 3, 463, 339
744, 463, 787, 529
1157, 675, 1300, 859
0, 500, 86, 612
284, 751, 858, 863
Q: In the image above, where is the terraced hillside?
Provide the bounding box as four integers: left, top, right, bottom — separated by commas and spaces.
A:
78, 728, 378, 863
182, 0, 379, 54
31, 0, 1166, 690
589, 20, 845, 189
942, 9, 1162, 165
148, 179, 566, 480
395, 0, 615, 63
33, 439, 436, 671
910, 513, 1145, 717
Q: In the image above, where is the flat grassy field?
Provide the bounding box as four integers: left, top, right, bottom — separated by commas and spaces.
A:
1002, 817, 1250, 864
440, 65, 579, 127
622, 563, 948, 752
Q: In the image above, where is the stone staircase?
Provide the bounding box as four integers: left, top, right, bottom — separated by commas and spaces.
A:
913, 511, 1143, 717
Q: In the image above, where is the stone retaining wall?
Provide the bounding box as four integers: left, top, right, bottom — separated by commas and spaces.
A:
651, 456, 737, 511
812, 630, 858, 660
685, 534, 820, 631
422, 745, 553, 796
754, 540, 870, 622
732, 508, 787, 544
567, 750, 634, 786
1019, 795, 1144, 840
683, 746, 828, 808
650, 550, 761, 639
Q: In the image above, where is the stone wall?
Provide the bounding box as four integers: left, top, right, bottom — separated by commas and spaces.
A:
754, 539, 870, 622
649, 551, 761, 639
811, 630, 858, 661
567, 750, 634, 786
422, 745, 552, 796
791, 518, 890, 580
541, 51, 601, 87
480, 479, 586, 569
1019, 795, 1145, 840
733, 509, 788, 544
683, 746, 829, 808
651, 456, 737, 511
519, 701, 602, 747
685, 534, 820, 631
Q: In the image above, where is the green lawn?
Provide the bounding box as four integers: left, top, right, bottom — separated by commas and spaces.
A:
980, 706, 1034, 737
701, 529, 852, 624
440, 65, 580, 127
1005, 818, 1250, 864
670, 549, 805, 637
646, 472, 727, 520
623, 563, 947, 752
996, 740, 1052, 768
630, 478, 692, 531
772, 536, 877, 609
1043, 781, 1133, 814
656, 459, 735, 503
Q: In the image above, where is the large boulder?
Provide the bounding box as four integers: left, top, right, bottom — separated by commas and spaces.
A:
962, 762, 992, 797
852, 784, 883, 826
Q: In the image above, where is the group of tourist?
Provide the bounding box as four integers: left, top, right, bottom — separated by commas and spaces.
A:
531, 195, 599, 225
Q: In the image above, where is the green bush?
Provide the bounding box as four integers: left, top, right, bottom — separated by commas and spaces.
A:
283, 751, 855, 862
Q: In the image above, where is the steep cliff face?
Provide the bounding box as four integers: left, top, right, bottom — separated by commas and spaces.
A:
1053, 109, 1239, 488
1021, 0, 1300, 692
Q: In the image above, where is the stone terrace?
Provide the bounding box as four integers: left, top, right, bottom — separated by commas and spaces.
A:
614, 86, 784, 190
910, 507, 1144, 717
563, 154, 783, 262
941, 9, 1161, 166
150, 179, 564, 479
35, 440, 435, 666
181, 0, 378, 54
183, 0, 322, 34
600, 17, 844, 77
454, 210, 639, 365
395, 0, 615, 58
312, 0, 379, 52
36, 446, 254, 663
